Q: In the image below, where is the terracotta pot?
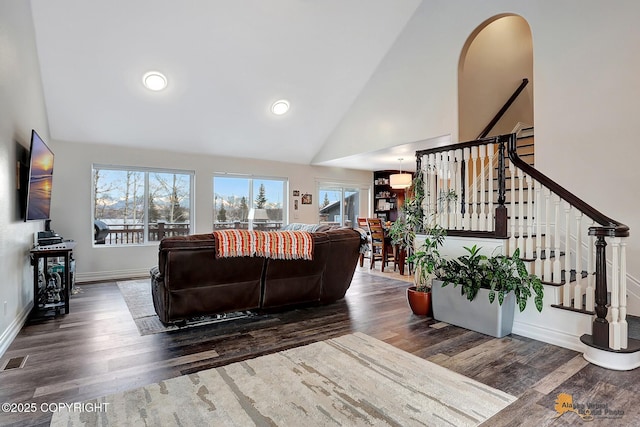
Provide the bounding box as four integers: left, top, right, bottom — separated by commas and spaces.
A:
407, 286, 432, 316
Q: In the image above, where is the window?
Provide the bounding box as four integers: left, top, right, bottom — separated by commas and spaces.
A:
318, 184, 362, 228
213, 175, 287, 230
92, 165, 194, 245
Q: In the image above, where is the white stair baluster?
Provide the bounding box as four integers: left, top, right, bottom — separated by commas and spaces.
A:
462, 148, 471, 230
610, 237, 621, 350
525, 174, 534, 259
445, 150, 456, 230
553, 195, 562, 285
563, 202, 572, 307
487, 143, 495, 232
427, 154, 437, 227
585, 223, 595, 312
620, 238, 628, 349
434, 153, 443, 227
470, 146, 478, 230
442, 152, 450, 228
455, 149, 463, 229
573, 211, 583, 310
479, 145, 487, 231
517, 170, 525, 254
447, 150, 455, 229
534, 180, 543, 278
543, 188, 552, 282
509, 159, 516, 252
421, 155, 430, 228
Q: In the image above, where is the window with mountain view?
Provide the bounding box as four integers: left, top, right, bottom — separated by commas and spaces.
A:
213, 175, 287, 231
92, 166, 193, 245
318, 185, 361, 228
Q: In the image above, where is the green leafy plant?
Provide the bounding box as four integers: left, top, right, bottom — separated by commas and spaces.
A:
486, 248, 544, 312
440, 244, 488, 302
438, 189, 458, 215
438, 246, 544, 312
388, 168, 429, 251
404, 169, 426, 233
387, 214, 414, 250
407, 224, 446, 292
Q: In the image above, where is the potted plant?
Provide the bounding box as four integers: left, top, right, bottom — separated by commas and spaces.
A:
406, 224, 446, 315
388, 169, 447, 315
387, 168, 426, 250
387, 214, 413, 274
432, 245, 544, 337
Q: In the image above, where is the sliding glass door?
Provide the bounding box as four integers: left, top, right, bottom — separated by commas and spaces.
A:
318, 185, 361, 228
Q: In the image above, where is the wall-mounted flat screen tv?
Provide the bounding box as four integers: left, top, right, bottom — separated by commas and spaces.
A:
25, 130, 54, 221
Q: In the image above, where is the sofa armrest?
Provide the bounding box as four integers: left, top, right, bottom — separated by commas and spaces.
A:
320, 228, 361, 303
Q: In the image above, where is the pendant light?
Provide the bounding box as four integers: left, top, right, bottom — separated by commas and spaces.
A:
389, 158, 412, 189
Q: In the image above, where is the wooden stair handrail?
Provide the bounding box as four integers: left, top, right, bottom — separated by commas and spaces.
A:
415, 135, 500, 159
477, 78, 529, 139
415, 135, 509, 238
414, 133, 629, 238
506, 133, 629, 238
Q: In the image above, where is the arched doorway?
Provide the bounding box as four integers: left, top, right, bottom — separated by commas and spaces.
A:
458, 15, 534, 143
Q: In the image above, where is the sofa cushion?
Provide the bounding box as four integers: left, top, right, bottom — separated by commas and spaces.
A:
281, 223, 323, 232
261, 232, 330, 309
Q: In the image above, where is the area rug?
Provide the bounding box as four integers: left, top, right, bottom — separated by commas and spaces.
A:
117, 279, 260, 335
50, 332, 517, 426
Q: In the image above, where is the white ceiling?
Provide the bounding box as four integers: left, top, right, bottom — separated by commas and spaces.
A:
30, 0, 425, 170
317, 134, 452, 172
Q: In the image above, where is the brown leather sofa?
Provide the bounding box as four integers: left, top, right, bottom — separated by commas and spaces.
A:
150, 228, 363, 324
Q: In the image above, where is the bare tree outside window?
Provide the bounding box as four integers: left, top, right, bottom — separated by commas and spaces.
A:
92, 166, 193, 245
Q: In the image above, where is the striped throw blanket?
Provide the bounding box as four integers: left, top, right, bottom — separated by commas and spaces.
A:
213, 230, 314, 260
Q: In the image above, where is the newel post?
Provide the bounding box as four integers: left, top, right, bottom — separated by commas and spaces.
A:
494, 138, 508, 237
592, 235, 609, 347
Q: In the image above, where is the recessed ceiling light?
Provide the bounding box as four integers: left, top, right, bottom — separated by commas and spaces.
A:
271, 99, 290, 115
143, 71, 167, 91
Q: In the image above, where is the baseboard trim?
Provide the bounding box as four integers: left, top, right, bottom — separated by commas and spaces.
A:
76, 268, 150, 283
512, 319, 586, 353
0, 302, 33, 359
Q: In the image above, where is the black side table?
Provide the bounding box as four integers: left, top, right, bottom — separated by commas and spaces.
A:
29, 241, 76, 320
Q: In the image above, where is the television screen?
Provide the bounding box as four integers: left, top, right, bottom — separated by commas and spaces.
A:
25, 130, 54, 221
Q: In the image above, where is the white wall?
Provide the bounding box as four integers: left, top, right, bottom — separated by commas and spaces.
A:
0, 1, 50, 355
315, 0, 640, 284
50, 140, 371, 281
458, 15, 533, 141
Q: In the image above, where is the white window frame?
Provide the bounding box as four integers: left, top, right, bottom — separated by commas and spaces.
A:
92, 164, 195, 246
316, 180, 371, 227
213, 173, 289, 229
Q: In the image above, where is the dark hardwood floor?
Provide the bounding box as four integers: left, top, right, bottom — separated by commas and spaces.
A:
1, 266, 639, 426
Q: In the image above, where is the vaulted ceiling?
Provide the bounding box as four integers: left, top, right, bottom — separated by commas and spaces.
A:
30, 0, 423, 169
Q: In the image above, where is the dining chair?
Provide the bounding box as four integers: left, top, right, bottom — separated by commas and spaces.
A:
366, 218, 392, 272
356, 217, 371, 267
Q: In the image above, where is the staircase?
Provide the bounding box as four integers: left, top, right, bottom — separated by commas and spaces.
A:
415, 132, 639, 370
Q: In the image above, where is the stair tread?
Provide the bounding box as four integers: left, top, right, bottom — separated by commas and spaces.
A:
509, 233, 546, 238
551, 304, 595, 316
580, 334, 640, 354
539, 268, 587, 285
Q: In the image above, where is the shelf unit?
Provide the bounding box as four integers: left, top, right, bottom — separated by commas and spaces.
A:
29, 241, 76, 321
373, 170, 401, 222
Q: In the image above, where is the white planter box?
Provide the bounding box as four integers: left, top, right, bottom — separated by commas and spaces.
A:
431, 279, 516, 338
